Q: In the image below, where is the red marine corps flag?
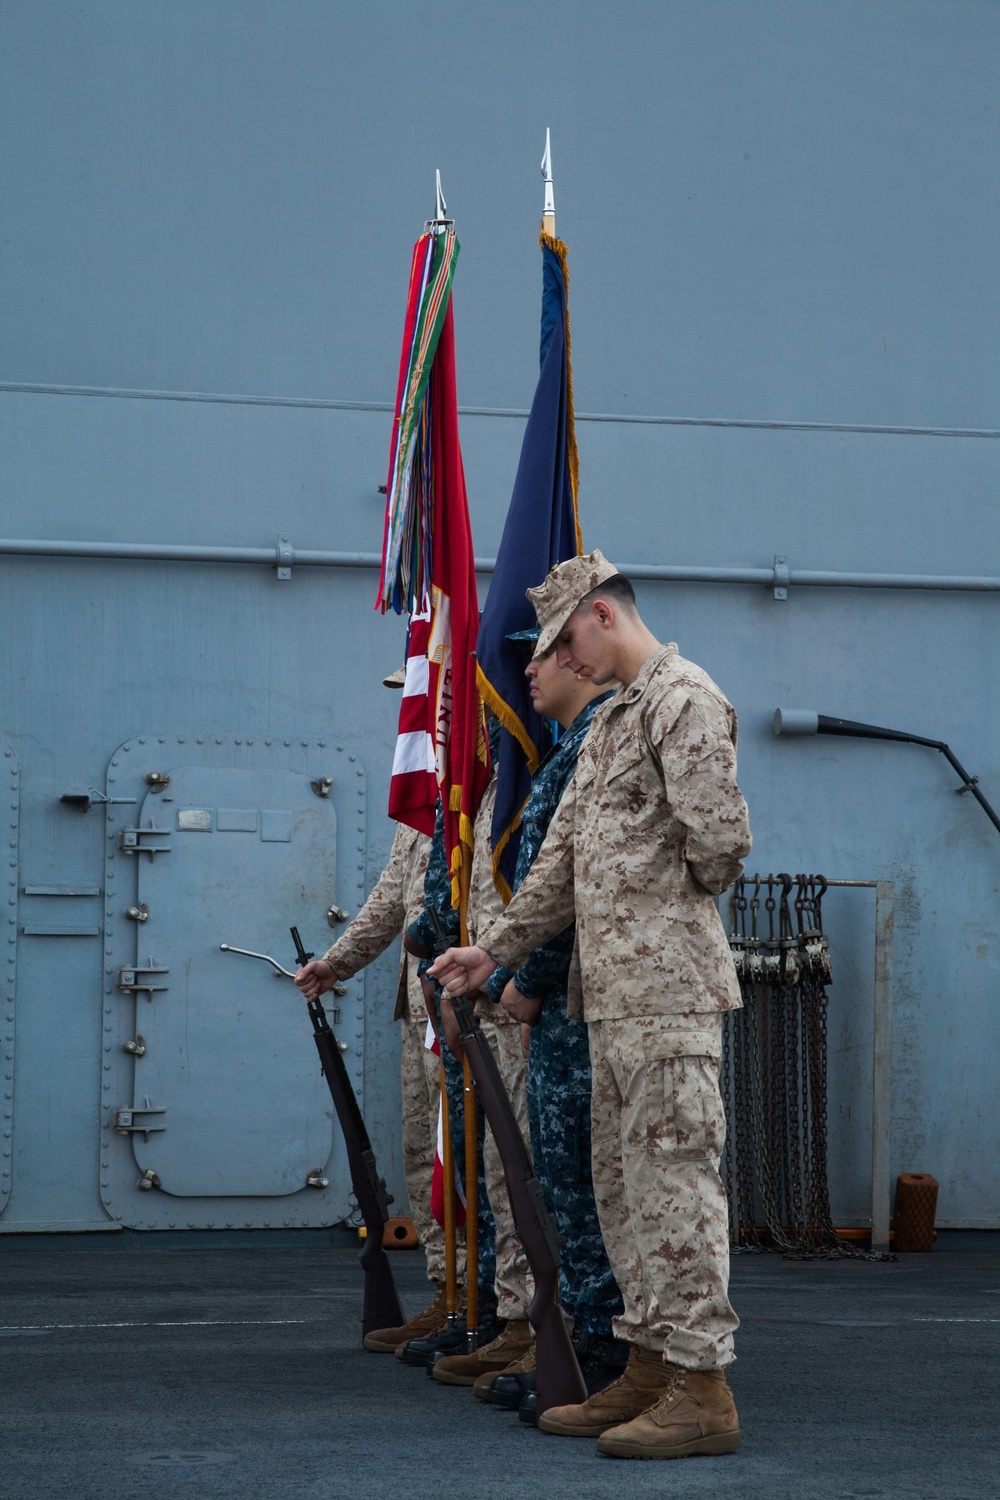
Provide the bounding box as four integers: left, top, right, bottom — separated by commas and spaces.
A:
376, 185, 489, 901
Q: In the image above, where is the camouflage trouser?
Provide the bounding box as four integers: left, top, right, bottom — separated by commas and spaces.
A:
588, 1013, 738, 1370
479, 1012, 533, 1320
399, 1002, 466, 1286
528, 1003, 623, 1338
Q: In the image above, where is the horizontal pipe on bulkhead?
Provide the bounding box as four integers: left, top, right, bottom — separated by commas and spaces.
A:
0, 537, 998, 592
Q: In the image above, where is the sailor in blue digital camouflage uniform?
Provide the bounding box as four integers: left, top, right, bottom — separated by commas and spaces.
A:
482, 628, 627, 1421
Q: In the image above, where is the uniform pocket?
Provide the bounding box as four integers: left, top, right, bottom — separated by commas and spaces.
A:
604, 736, 645, 784
644, 1054, 725, 1162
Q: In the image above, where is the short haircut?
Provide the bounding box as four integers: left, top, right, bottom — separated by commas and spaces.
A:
574, 573, 637, 615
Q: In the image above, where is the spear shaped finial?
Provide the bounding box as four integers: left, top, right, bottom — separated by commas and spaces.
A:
426, 169, 453, 233
541, 128, 555, 238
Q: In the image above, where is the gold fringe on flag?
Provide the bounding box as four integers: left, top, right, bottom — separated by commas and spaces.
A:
476, 662, 542, 774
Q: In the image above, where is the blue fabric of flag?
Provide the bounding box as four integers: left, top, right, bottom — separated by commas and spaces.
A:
475, 237, 581, 901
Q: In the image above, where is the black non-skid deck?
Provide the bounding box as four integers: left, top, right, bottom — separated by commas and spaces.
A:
0, 1239, 996, 1500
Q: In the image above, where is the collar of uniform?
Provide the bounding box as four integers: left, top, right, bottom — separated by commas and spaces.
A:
536, 690, 614, 775
565, 690, 615, 740
612, 643, 678, 707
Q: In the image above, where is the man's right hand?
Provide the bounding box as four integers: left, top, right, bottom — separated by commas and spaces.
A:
427, 946, 497, 996
294, 959, 337, 1002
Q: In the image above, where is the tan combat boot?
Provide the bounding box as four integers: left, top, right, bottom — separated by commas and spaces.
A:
431, 1319, 533, 1386
472, 1341, 535, 1401
595, 1366, 741, 1459
362, 1283, 449, 1353
538, 1344, 675, 1437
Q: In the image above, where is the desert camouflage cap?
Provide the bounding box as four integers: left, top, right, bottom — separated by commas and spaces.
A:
526, 549, 620, 658
382, 666, 406, 688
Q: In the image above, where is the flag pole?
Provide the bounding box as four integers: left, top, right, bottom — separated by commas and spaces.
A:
541, 127, 556, 238
431, 169, 479, 1350
458, 856, 479, 1351
439, 1052, 460, 1323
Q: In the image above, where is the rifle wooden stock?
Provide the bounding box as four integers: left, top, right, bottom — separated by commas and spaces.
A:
307, 998, 405, 1338
452, 998, 587, 1415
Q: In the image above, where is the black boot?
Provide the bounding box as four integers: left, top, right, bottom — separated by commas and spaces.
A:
401, 1315, 506, 1370
486, 1369, 536, 1410
398, 1320, 470, 1368
518, 1389, 538, 1426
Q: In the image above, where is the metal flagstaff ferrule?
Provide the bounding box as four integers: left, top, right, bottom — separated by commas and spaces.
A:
425, 168, 455, 233
541, 127, 555, 237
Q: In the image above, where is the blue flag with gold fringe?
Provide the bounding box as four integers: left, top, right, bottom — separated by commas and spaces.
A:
476, 233, 583, 901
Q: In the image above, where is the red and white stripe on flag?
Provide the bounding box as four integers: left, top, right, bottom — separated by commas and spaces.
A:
388, 605, 438, 836
426, 1020, 466, 1229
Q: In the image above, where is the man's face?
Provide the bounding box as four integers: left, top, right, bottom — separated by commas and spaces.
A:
525, 648, 575, 722
554, 602, 615, 684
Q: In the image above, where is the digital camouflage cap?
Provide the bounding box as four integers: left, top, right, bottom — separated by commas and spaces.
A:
526, 549, 620, 659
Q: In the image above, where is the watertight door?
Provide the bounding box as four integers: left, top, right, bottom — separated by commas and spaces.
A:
101, 737, 369, 1230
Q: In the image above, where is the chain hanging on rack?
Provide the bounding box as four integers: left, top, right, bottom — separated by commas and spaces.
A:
722, 872, 893, 1261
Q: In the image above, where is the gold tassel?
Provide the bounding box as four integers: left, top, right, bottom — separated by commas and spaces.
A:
476, 663, 541, 773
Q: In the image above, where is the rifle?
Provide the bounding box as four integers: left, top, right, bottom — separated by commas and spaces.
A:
289, 927, 405, 1339
219, 931, 404, 1342
431, 915, 586, 1414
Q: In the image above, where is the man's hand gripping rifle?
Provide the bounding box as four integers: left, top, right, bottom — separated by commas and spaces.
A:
219, 929, 403, 1342
428, 913, 587, 1416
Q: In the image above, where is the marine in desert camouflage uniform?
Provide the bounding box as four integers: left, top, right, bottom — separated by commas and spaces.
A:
430, 552, 752, 1461
482, 631, 624, 1416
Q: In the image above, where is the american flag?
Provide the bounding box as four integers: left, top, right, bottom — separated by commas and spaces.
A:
387, 603, 437, 834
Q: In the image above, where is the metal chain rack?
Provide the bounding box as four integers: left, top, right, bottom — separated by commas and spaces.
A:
723, 873, 893, 1261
